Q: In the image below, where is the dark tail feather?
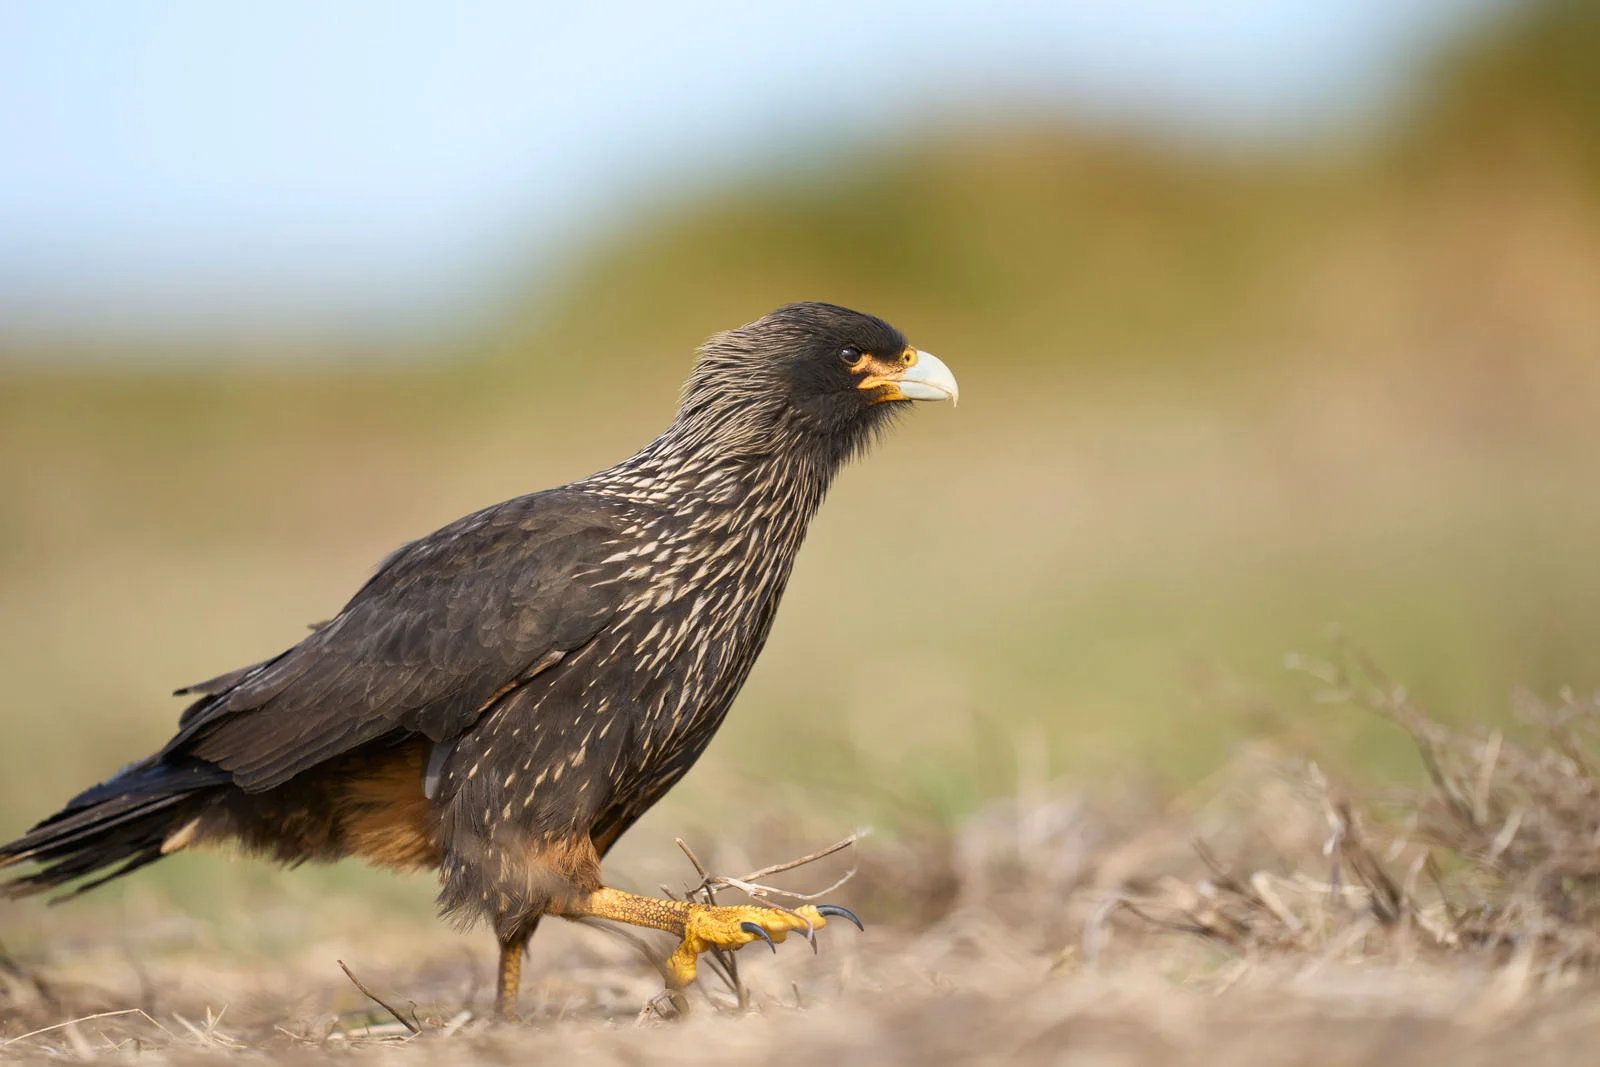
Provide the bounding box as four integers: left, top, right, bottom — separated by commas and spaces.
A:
0, 757, 227, 900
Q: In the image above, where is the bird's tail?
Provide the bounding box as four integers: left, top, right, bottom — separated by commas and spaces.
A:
0, 757, 228, 900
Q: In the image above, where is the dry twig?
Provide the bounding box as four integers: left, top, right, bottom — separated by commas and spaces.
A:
337, 960, 421, 1035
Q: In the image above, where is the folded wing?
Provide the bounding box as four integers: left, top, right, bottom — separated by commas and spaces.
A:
164, 489, 637, 793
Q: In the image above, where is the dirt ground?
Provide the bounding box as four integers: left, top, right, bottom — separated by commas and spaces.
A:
8, 937, 1598, 1066
7, 686, 1600, 1065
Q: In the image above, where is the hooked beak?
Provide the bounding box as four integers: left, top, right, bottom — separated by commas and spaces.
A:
857, 348, 960, 406
895, 350, 959, 405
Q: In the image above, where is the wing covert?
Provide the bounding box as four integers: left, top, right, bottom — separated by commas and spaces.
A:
163, 490, 637, 792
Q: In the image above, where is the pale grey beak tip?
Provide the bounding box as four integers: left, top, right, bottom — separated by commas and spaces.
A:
898, 350, 959, 406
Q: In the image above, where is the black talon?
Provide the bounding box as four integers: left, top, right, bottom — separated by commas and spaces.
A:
740, 921, 778, 952
816, 905, 864, 931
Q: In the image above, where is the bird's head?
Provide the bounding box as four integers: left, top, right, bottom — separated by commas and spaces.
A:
674, 302, 958, 464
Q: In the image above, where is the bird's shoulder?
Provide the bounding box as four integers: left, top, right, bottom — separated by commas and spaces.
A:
357, 487, 642, 595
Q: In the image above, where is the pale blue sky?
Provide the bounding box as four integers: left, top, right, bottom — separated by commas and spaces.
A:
0, 0, 1492, 347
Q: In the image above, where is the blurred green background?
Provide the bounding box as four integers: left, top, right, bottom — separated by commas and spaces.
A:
2, 0, 1599, 930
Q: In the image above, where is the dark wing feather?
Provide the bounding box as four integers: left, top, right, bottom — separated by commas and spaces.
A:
172, 621, 331, 701
163, 489, 635, 792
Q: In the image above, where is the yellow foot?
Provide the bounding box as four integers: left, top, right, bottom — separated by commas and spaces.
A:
556, 886, 863, 990
666, 903, 862, 988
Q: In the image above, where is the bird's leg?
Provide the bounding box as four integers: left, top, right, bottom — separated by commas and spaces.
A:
495, 918, 538, 1020
554, 887, 861, 988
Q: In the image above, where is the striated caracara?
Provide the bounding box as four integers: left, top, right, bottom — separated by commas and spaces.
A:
0, 302, 959, 1017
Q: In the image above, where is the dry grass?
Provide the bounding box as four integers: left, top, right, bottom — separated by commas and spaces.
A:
5, 655, 1600, 1063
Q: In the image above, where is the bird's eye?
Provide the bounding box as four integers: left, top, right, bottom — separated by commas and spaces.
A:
840, 346, 861, 364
